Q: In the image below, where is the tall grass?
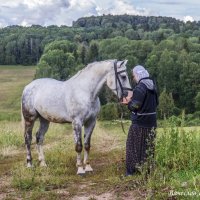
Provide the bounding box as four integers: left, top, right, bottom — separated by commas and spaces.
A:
0, 121, 24, 160
140, 117, 200, 199
0, 122, 23, 147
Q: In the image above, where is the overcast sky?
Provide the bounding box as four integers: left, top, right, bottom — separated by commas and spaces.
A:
0, 0, 199, 27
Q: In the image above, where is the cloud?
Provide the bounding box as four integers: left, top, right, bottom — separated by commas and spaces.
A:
96, 0, 152, 16
183, 15, 194, 23
0, 0, 152, 27
0, 0, 71, 26
61, 0, 98, 25
0, 0, 100, 26
0, 0, 198, 27
152, 1, 184, 5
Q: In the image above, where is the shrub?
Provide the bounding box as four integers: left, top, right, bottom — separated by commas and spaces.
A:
99, 103, 119, 120
168, 115, 182, 126
185, 112, 200, 126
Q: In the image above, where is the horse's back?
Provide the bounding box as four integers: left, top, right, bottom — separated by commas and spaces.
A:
24, 78, 62, 91
23, 78, 65, 97
22, 78, 69, 121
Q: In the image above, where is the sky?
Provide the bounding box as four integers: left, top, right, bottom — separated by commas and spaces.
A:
0, 0, 199, 27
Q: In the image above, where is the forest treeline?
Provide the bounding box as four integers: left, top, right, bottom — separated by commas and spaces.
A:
0, 15, 200, 120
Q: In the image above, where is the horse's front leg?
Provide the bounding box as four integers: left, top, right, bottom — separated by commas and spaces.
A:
84, 117, 96, 172
72, 120, 85, 175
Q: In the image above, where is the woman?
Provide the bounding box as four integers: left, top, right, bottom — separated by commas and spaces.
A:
121, 65, 158, 176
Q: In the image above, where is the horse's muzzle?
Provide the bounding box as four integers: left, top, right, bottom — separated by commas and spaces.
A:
122, 91, 128, 98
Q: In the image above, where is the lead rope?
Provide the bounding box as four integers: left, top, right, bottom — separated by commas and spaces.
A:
119, 101, 127, 134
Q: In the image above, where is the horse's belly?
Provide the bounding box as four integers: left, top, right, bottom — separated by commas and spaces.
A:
35, 104, 71, 123
41, 110, 71, 123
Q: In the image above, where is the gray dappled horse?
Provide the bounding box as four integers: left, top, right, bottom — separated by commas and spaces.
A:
21, 59, 131, 175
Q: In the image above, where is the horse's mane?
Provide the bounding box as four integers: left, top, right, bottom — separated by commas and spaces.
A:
70, 59, 115, 80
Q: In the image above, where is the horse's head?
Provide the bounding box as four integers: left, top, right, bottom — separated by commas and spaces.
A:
106, 60, 132, 100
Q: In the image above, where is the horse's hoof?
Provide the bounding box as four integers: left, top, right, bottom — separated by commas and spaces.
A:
40, 161, 47, 167
77, 166, 85, 175
85, 164, 93, 172
27, 163, 33, 168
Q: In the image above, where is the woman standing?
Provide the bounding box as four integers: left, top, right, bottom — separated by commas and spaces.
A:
121, 65, 158, 176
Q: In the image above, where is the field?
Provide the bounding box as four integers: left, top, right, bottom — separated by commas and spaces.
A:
0, 66, 200, 200
0, 65, 35, 121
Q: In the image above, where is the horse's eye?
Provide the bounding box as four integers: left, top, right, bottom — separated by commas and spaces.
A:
121, 75, 127, 81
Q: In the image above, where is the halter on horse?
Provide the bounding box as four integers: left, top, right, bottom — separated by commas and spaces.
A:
114, 60, 132, 100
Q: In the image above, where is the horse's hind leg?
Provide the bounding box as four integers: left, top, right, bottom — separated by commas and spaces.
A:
72, 119, 85, 175
36, 116, 50, 167
24, 120, 35, 167
84, 117, 96, 172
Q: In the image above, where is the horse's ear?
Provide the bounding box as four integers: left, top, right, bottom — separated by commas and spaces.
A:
120, 60, 128, 66
123, 59, 128, 65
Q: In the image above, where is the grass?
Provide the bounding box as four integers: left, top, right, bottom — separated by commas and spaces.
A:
0, 119, 200, 199
0, 121, 130, 199
0, 65, 200, 199
0, 65, 35, 121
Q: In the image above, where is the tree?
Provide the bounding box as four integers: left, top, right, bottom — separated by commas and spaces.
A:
195, 92, 200, 111
125, 29, 140, 40
44, 40, 76, 54
158, 89, 175, 119
35, 49, 76, 80
145, 54, 159, 79
80, 45, 87, 64
157, 49, 177, 93
35, 61, 52, 78
87, 41, 99, 62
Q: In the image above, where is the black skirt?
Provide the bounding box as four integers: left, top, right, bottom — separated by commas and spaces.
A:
126, 124, 156, 175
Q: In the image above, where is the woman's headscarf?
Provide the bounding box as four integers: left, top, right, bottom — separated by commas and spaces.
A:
132, 65, 154, 90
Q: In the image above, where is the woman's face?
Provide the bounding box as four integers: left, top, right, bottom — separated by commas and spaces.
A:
132, 73, 137, 83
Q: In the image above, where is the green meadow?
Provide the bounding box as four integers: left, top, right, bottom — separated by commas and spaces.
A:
0, 65, 35, 121
0, 66, 200, 199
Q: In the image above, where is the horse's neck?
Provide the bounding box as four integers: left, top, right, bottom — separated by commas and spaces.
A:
76, 63, 112, 100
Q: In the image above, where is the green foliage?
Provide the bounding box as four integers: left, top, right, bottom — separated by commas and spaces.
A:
99, 103, 119, 120
124, 113, 200, 198
156, 121, 200, 172
35, 41, 78, 80
79, 44, 87, 64
158, 89, 175, 119
44, 40, 76, 54
195, 92, 200, 111
185, 111, 200, 126
0, 15, 200, 116
87, 41, 99, 62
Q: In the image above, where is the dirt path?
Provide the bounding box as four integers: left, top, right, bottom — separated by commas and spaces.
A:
0, 122, 142, 200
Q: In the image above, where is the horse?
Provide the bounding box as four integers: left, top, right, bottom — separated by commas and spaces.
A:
21, 59, 131, 175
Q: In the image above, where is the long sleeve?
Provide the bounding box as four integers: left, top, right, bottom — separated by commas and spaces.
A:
128, 84, 146, 112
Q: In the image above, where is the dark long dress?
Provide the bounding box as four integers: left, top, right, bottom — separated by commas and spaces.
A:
126, 124, 156, 174
126, 79, 158, 175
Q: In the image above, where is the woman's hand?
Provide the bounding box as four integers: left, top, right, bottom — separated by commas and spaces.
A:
121, 91, 133, 105
121, 96, 132, 105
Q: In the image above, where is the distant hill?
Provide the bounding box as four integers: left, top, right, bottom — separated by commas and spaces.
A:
73, 14, 185, 32
0, 14, 199, 66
